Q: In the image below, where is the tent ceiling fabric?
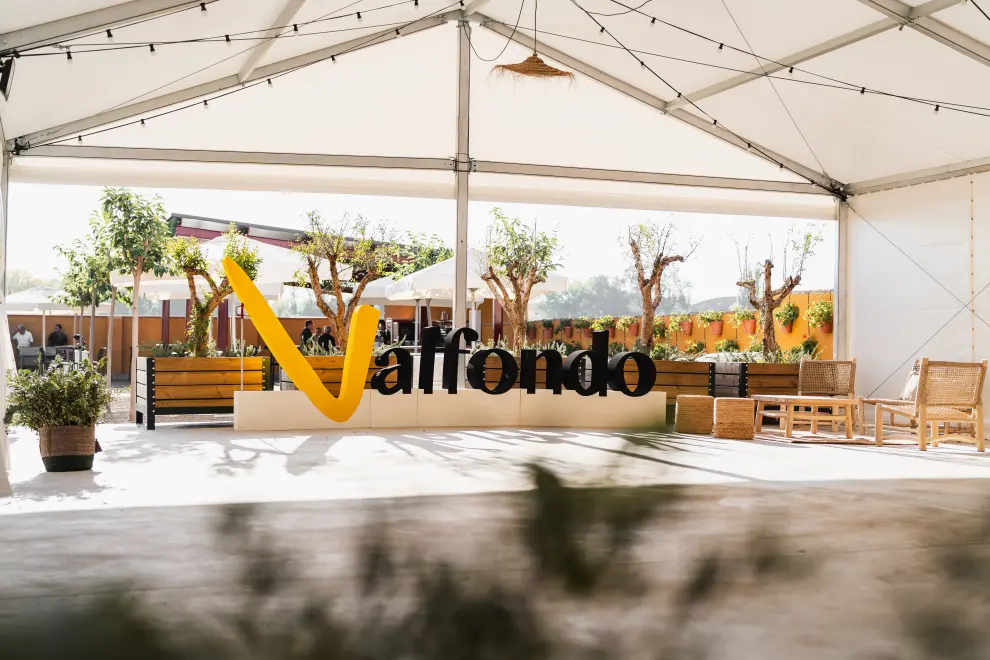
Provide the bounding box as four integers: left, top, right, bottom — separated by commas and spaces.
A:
4, 0, 990, 198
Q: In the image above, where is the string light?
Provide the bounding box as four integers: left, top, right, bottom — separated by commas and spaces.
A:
860, 87, 865, 94
718, 43, 723, 50
140, 118, 146, 127
395, 29, 401, 36
66, 50, 73, 62
357, 11, 362, 19
293, 23, 299, 31
651, 17, 655, 24
225, 34, 231, 45
203, 99, 209, 109
935, 104, 940, 114
149, 43, 156, 54
11, 50, 19, 58
200, 2, 207, 12
267, 78, 273, 87
788, 66, 794, 75
331, 55, 336, 62
77, 136, 82, 142
106, 29, 114, 41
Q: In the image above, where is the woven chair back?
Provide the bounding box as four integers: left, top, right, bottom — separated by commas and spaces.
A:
916, 358, 988, 408
798, 359, 856, 397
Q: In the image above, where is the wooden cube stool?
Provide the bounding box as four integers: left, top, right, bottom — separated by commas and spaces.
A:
675, 395, 714, 435
714, 397, 756, 440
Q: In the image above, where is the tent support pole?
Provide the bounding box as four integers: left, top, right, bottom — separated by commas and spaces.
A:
453, 19, 471, 378
0, 137, 12, 489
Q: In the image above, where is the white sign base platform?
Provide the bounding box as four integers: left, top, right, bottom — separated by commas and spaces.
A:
233, 389, 667, 432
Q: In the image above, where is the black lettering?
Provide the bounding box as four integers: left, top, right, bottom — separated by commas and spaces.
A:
607, 352, 657, 397
520, 349, 563, 394
442, 327, 479, 394
467, 348, 518, 394
418, 326, 442, 393
371, 347, 413, 395
563, 330, 609, 396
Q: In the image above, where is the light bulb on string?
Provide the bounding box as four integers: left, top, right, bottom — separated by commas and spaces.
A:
203, 99, 209, 109
66, 50, 73, 63
77, 136, 82, 143
331, 55, 336, 63
140, 119, 146, 128
788, 66, 794, 76
225, 34, 231, 46
934, 104, 940, 114
106, 29, 114, 41
200, 2, 207, 13
395, 29, 401, 37
356, 11, 362, 19
293, 23, 299, 32
651, 17, 656, 24
718, 43, 723, 50
267, 78, 273, 88
150, 43, 156, 55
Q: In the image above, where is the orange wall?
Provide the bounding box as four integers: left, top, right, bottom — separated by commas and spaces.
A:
527, 291, 834, 359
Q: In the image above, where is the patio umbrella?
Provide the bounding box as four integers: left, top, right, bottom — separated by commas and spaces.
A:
355, 276, 396, 306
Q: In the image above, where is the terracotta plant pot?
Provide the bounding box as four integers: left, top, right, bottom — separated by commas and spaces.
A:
742, 319, 757, 335
542, 327, 554, 340
608, 327, 616, 340
709, 321, 723, 337
679, 320, 694, 335
39, 425, 98, 472
628, 323, 640, 337
780, 321, 793, 334
583, 327, 593, 340
527, 327, 537, 340
820, 322, 833, 334
562, 326, 573, 339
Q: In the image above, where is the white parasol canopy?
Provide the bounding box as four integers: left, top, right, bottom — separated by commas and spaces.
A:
6, 286, 112, 314
387, 249, 567, 303
356, 277, 397, 306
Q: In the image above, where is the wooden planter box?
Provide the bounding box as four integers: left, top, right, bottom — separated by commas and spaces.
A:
137, 357, 273, 430
745, 363, 800, 396
280, 355, 397, 394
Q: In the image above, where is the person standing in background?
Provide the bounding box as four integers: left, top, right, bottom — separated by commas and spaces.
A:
300, 320, 315, 348
318, 325, 336, 352
12, 324, 33, 349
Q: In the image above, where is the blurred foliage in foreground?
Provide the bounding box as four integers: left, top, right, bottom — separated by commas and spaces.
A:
0, 464, 820, 659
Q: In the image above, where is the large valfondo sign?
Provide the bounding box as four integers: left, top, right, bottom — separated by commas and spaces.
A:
224, 258, 660, 423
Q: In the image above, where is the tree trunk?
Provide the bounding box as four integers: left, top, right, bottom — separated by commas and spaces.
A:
106, 285, 116, 389
641, 306, 655, 350
89, 286, 96, 358
129, 268, 141, 422
759, 304, 779, 355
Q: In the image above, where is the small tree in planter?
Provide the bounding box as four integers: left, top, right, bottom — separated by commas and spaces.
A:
736, 228, 822, 358
5, 359, 113, 472
297, 211, 401, 351
591, 315, 616, 340
541, 318, 555, 340
668, 313, 693, 336
733, 309, 757, 335
573, 316, 592, 340
684, 339, 706, 355
774, 302, 800, 334
624, 221, 695, 350
616, 315, 639, 338
169, 225, 263, 357
804, 300, 834, 334
698, 310, 724, 336
715, 338, 740, 353
558, 318, 574, 339
479, 208, 561, 349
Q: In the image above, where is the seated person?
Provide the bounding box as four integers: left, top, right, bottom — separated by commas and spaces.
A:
11, 324, 33, 349
318, 325, 336, 351
375, 320, 392, 345
47, 323, 69, 347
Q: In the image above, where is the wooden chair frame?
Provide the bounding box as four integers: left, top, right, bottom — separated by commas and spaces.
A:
794, 358, 857, 434
872, 358, 987, 452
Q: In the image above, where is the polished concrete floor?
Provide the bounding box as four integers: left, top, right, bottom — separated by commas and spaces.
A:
3, 421, 990, 657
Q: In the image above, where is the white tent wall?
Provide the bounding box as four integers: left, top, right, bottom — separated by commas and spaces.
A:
845, 174, 990, 416
0, 135, 10, 493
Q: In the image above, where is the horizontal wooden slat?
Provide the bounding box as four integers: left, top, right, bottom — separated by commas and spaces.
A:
156, 384, 262, 400
155, 371, 264, 386
654, 361, 711, 374
154, 357, 267, 372
748, 387, 800, 396
654, 374, 709, 387
156, 398, 235, 409
747, 364, 800, 376
748, 375, 799, 388
655, 385, 709, 397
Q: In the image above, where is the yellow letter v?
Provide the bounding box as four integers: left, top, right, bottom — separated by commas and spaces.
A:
223, 257, 380, 423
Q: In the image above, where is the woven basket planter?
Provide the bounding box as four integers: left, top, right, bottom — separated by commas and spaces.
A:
38, 425, 97, 472
675, 395, 714, 435
714, 398, 756, 440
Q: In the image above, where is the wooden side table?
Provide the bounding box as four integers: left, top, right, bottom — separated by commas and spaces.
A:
752, 394, 858, 439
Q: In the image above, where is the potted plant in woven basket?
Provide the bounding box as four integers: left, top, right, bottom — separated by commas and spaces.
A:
558, 318, 573, 339
4, 358, 112, 472
773, 302, 800, 334
698, 310, 724, 337
668, 313, 693, 336
573, 316, 592, 340
616, 315, 639, 338
541, 318, 555, 340
591, 315, 616, 340
734, 309, 757, 335
804, 300, 833, 334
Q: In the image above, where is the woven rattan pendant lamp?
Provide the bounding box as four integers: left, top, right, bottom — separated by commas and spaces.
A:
493, 0, 574, 80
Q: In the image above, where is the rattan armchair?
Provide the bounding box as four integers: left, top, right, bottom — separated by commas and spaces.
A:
796, 358, 857, 433
872, 358, 987, 451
